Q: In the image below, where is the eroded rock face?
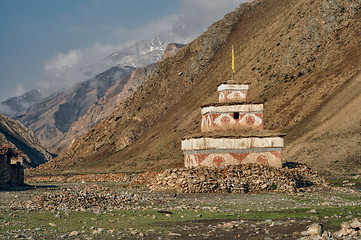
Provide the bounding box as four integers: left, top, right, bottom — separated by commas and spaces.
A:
0, 114, 52, 168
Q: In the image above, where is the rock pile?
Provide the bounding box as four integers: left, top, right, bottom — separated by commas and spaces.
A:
148, 163, 331, 193
300, 223, 329, 239
300, 218, 361, 239
26, 173, 130, 183
14, 185, 153, 211
26, 172, 160, 185
131, 171, 159, 185
334, 218, 361, 239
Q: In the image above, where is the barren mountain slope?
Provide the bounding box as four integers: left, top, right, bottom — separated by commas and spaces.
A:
14, 44, 183, 154
285, 71, 361, 176
0, 114, 52, 167
33, 0, 361, 177
1, 89, 44, 115
52, 64, 157, 153
14, 66, 134, 153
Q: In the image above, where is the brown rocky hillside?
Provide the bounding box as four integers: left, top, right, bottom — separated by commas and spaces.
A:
33, 0, 361, 178
0, 114, 52, 167
52, 64, 157, 153
15, 44, 183, 154
14, 66, 134, 154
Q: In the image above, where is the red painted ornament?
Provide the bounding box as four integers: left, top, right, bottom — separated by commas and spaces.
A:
220, 116, 231, 125
212, 156, 224, 167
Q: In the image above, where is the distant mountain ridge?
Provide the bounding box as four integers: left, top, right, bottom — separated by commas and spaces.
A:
10, 42, 184, 154
1, 33, 184, 117
0, 89, 45, 116
13, 65, 134, 153
77, 33, 183, 85
105, 33, 180, 67
51, 63, 157, 153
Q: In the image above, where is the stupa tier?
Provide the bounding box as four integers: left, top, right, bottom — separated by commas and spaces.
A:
201, 103, 263, 132
181, 82, 285, 169
218, 83, 249, 102
182, 133, 284, 168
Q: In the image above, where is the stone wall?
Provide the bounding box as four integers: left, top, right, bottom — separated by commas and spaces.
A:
10, 162, 24, 186
0, 152, 12, 187
0, 147, 25, 188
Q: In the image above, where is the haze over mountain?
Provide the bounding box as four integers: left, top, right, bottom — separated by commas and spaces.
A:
12, 65, 133, 154
11, 42, 184, 154
0, 89, 45, 116
32, 0, 361, 178
1, 33, 180, 116
0, 0, 242, 102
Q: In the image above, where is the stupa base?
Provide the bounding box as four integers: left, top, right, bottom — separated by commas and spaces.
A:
182, 136, 284, 168
184, 150, 282, 168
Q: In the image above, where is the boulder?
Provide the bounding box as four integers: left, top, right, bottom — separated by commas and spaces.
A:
306, 223, 323, 237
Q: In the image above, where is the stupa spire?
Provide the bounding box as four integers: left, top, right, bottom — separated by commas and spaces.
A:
232, 45, 236, 80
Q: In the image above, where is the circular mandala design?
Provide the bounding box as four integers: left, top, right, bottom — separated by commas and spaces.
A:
213, 156, 224, 167
220, 116, 231, 125
256, 155, 268, 165
245, 115, 255, 125
233, 92, 241, 98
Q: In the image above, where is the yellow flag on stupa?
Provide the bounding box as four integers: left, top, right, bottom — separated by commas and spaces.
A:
232, 45, 236, 74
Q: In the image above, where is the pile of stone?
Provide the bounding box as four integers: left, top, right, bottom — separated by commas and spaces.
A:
14, 185, 153, 211
334, 218, 361, 239
282, 162, 330, 187
148, 163, 331, 193
26, 173, 130, 183
300, 218, 361, 239
300, 223, 332, 239
131, 171, 159, 185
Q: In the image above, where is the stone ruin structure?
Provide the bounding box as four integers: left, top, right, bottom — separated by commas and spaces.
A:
0, 145, 25, 188
181, 82, 285, 168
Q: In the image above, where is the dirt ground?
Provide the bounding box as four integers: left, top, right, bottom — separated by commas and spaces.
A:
0, 181, 360, 240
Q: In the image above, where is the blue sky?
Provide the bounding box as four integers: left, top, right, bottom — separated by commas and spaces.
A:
0, 0, 242, 101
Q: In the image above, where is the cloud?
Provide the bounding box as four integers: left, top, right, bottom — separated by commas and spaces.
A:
0, 103, 16, 116
44, 50, 82, 76
0, 83, 26, 104
42, 42, 117, 93
0, 84, 43, 115
40, 0, 244, 96
113, 15, 180, 42
14, 83, 26, 97
173, 0, 241, 38
112, 0, 242, 43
